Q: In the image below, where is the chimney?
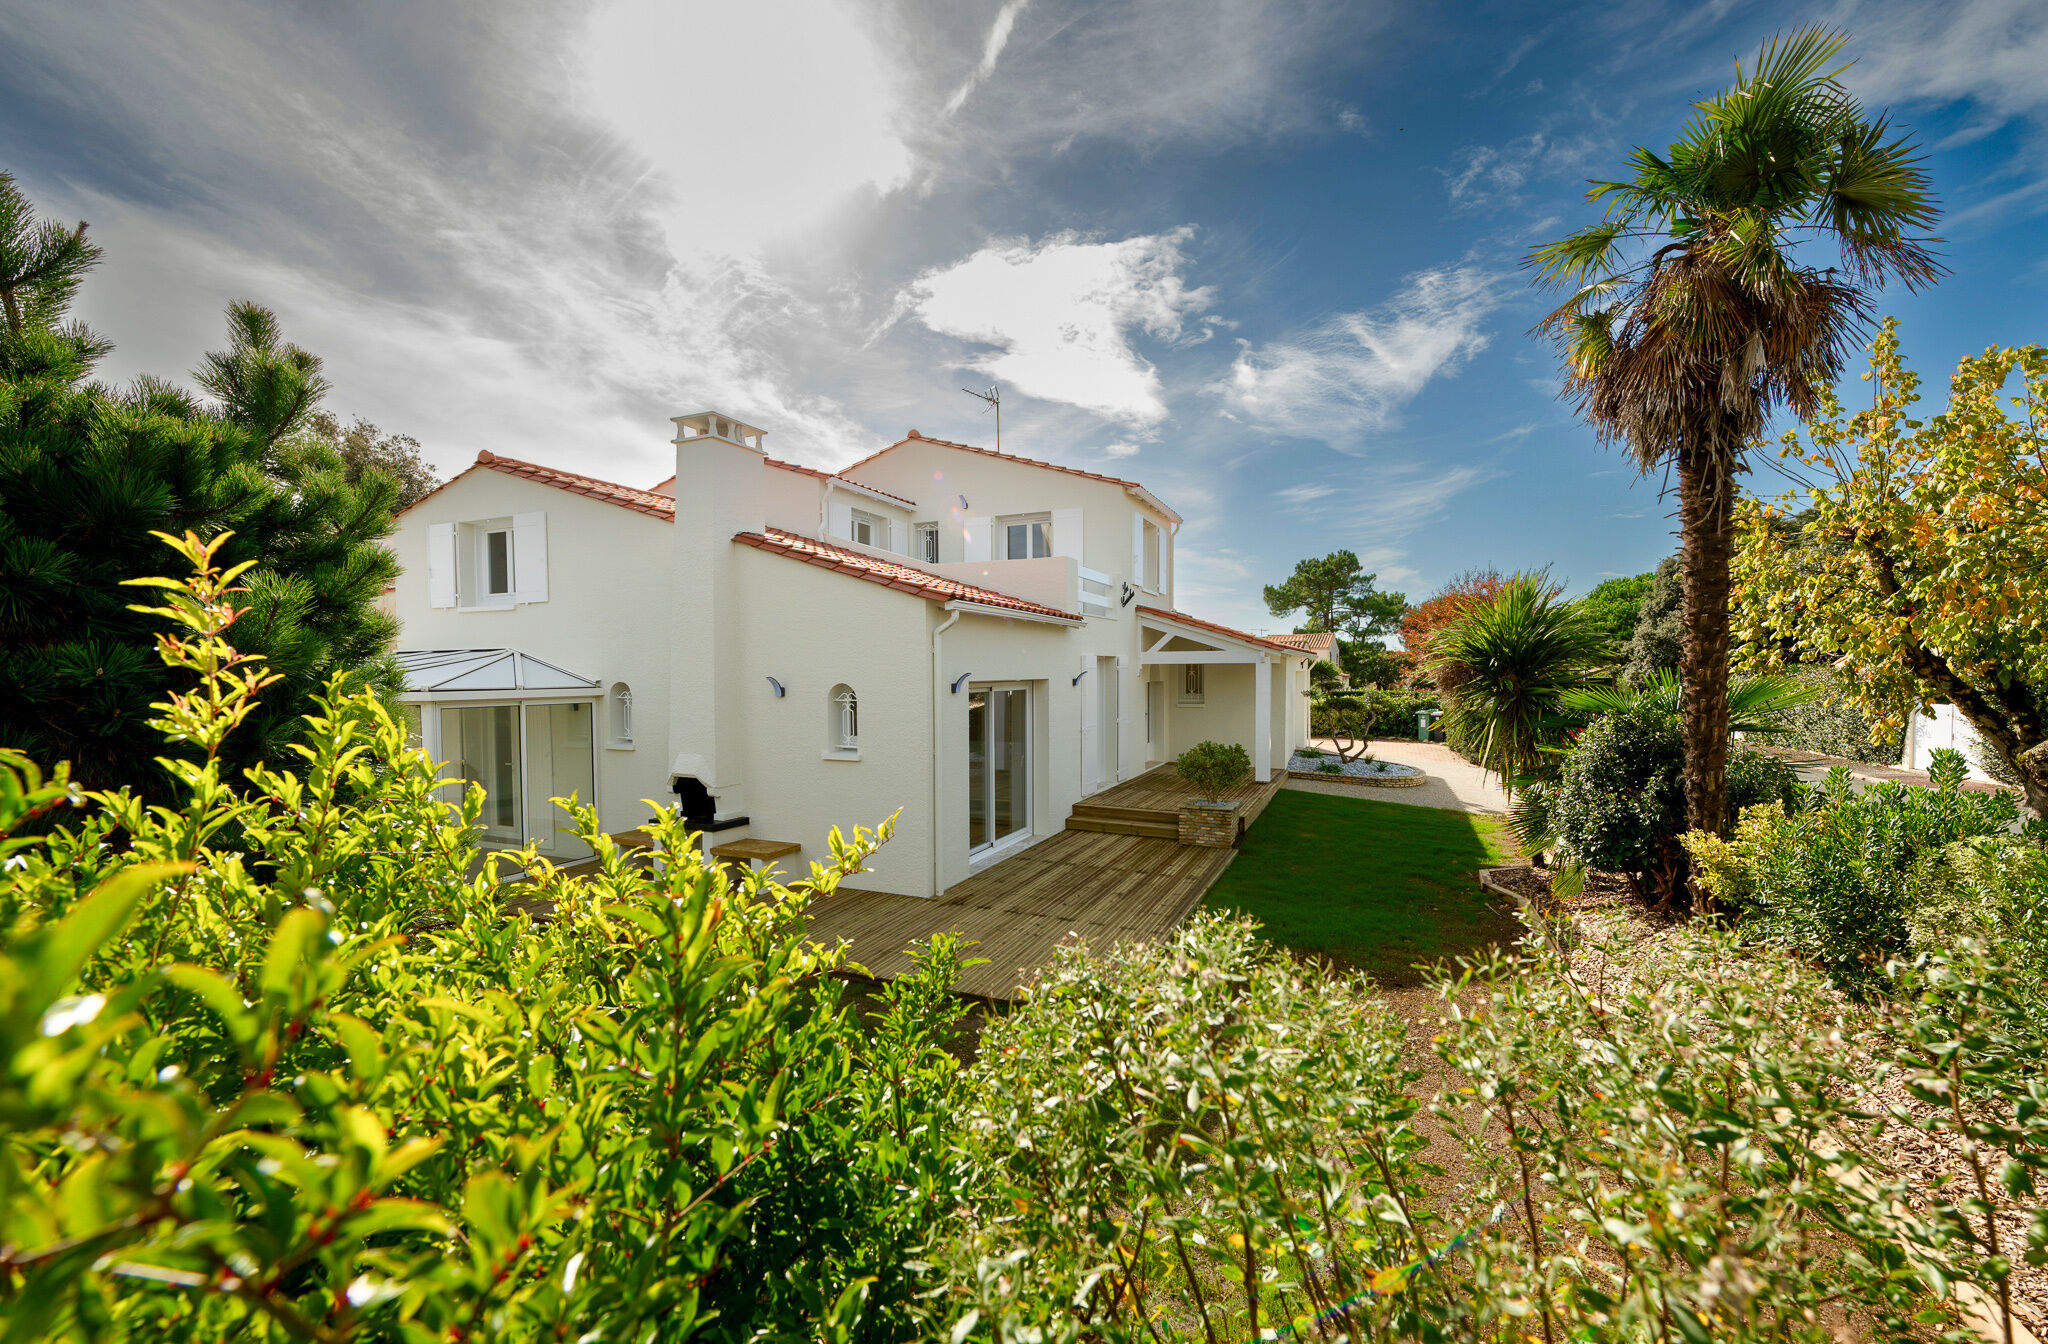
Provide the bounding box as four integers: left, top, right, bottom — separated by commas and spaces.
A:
666, 410, 768, 823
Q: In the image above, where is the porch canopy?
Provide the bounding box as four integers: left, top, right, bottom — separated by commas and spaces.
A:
393, 648, 600, 701
1136, 608, 1298, 782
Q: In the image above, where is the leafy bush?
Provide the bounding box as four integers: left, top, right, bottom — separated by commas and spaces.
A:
1766, 665, 1903, 763
1546, 707, 1800, 904
1174, 739, 1252, 800
1681, 751, 2021, 989
937, 909, 2048, 1344
1907, 835, 2048, 1023
0, 534, 969, 1342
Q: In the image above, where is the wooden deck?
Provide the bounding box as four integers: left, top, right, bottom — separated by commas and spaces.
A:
806, 830, 1235, 1000
803, 766, 1282, 1002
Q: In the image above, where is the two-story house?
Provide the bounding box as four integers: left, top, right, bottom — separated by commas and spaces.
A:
389, 411, 1313, 897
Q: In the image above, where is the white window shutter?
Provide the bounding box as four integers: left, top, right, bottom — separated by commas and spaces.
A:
427, 522, 457, 608
889, 518, 904, 555
1131, 514, 1144, 584
1162, 529, 1172, 597
1050, 507, 1083, 561
963, 516, 991, 562
827, 497, 854, 542
513, 511, 548, 603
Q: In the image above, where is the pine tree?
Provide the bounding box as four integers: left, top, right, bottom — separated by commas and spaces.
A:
0, 170, 399, 792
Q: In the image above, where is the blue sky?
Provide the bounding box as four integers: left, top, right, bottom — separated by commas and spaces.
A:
2, 0, 2044, 636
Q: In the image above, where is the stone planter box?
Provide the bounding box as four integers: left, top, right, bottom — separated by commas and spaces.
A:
1178, 799, 1242, 848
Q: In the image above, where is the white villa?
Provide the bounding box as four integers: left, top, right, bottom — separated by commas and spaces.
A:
389, 412, 1315, 897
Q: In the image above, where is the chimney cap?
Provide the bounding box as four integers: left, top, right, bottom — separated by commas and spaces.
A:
476, 449, 496, 464
672, 410, 767, 450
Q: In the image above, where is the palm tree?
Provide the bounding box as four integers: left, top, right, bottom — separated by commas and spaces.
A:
1559, 668, 1815, 732
1528, 27, 1939, 837
1424, 572, 1610, 796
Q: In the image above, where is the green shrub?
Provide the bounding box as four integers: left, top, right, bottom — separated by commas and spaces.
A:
1317, 759, 1343, 774
0, 533, 969, 1342
1547, 708, 1800, 904
1711, 752, 2020, 989
1310, 687, 1440, 742
1765, 665, 1903, 763
1175, 739, 1252, 800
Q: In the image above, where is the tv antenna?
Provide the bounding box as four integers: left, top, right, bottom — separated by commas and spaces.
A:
961, 383, 1001, 453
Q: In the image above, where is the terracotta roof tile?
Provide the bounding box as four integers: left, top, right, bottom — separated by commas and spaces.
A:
1271, 632, 1335, 654
736, 528, 1080, 622
839, 431, 1182, 523
396, 451, 676, 521
764, 457, 918, 507
1137, 605, 1299, 653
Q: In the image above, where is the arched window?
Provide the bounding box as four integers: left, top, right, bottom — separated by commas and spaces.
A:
829, 684, 858, 753
609, 682, 634, 747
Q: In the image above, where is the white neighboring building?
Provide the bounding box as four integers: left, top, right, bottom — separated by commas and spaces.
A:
1899, 702, 1997, 782
389, 413, 1313, 896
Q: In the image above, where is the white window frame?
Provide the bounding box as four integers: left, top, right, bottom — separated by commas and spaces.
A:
849, 509, 885, 548
608, 682, 635, 749
916, 521, 939, 563
482, 526, 514, 597
998, 513, 1051, 560
826, 684, 859, 758
1179, 664, 1205, 706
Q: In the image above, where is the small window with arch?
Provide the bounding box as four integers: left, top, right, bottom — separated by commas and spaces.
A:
828, 683, 859, 756
608, 682, 634, 747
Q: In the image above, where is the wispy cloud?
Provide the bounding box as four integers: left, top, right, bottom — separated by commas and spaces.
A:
942, 0, 1030, 116
900, 228, 1218, 426
1220, 266, 1504, 447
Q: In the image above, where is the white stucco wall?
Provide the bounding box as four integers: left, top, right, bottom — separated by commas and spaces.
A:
391, 469, 678, 853
1902, 702, 1996, 781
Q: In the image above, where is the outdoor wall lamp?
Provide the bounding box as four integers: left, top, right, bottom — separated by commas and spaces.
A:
765, 677, 785, 697
951, 672, 973, 693
1072, 667, 1089, 685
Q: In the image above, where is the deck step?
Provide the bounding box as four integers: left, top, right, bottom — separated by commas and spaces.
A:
1064, 815, 1180, 839
1068, 802, 1176, 825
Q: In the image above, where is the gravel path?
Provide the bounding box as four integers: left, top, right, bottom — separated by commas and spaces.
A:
1287, 738, 1508, 814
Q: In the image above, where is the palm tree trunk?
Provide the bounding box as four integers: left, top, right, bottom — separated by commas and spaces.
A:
1676, 438, 1734, 842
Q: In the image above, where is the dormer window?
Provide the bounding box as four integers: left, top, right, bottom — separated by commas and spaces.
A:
916, 522, 939, 563
999, 513, 1051, 560
849, 509, 884, 548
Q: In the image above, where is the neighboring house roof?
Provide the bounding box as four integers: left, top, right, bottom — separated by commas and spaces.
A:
397, 451, 677, 522
841, 431, 1183, 524
1138, 605, 1301, 654
1271, 632, 1335, 656
763, 457, 919, 508
736, 528, 1081, 623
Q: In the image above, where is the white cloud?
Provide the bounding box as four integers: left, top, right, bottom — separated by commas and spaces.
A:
902, 228, 1216, 426
1100, 440, 1143, 459
578, 0, 914, 259
1220, 267, 1503, 447
943, 0, 1031, 116
1841, 0, 2048, 122
1274, 483, 1337, 506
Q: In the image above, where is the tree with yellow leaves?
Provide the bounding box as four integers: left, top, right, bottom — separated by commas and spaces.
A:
1733, 318, 2048, 816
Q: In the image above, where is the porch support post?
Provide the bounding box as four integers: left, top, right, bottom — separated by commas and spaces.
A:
1253, 655, 1272, 783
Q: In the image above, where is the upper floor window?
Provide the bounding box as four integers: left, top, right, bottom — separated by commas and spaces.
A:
482, 526, 514, 597
428, 513, 548, 609
999, 513, 1051, 560
849, 509, 885, 548
916, 522, 939, 563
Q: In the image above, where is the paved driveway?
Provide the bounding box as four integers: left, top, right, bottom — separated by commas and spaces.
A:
1290, 739, 1508, 814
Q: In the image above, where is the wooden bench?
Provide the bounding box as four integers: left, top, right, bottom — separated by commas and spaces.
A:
709, 838, 802, 873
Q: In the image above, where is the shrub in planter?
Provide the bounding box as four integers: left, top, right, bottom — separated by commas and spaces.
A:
1548, 707, 1800, 905
1175, 739, 1251, 801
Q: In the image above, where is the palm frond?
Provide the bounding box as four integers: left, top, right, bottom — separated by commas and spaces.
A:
1559, 668, 1817, 733
1526, 223, 1626, 287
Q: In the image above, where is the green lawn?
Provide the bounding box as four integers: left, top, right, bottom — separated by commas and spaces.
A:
1201, 790, 1519, 986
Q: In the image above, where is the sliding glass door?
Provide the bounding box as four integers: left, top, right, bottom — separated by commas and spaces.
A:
437, 701, 595, 856
967, 684, 1030, 854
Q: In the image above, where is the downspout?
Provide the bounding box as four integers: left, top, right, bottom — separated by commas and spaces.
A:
930, 607, 962, 898
818, 477, 834, 542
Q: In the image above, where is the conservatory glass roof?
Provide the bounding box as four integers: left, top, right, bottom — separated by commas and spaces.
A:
392, 648, 600, 696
